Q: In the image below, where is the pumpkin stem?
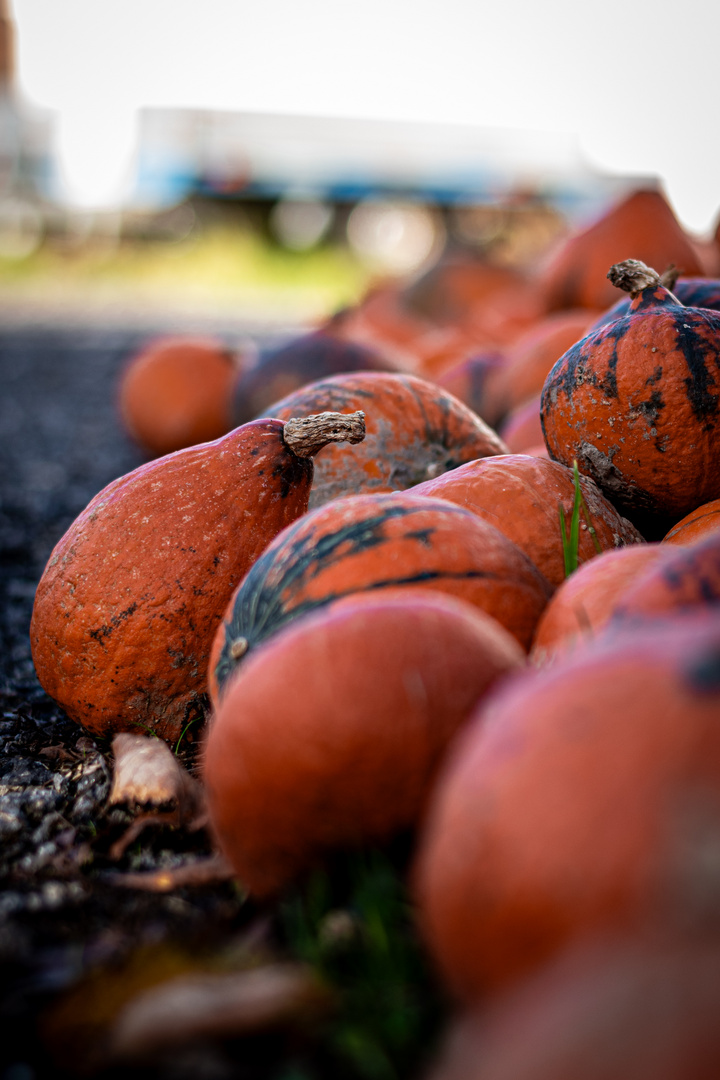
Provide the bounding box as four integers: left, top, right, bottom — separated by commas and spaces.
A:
607, 259, 662, 298
282, 410, 366, 458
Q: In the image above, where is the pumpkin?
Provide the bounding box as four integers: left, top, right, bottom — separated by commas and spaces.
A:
208, 491, 551, 703
231, 331, 396, 427
589, 275, 720, 334
434, 350, 507, 426
410, 454, 643, 590
401, 255, 542, 345
30, 411, 365, 742
329, 283, 479, 376
541, 188, 704, 312
487, 309, 602, 421
530, 543, 668, 664
498, 396, 544, 453
118, 336, 241, 456
414, 612, 720, 997
662, 497, 720, 545
266, 371, 508, 510
204, 591, 525, 898
429, 939, 720, 1080
541, 259, 720, 534
613, 529, 720, 623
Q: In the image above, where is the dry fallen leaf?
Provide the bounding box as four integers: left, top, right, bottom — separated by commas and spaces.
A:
107, 963, 332, 1060
108, 733, 204, 824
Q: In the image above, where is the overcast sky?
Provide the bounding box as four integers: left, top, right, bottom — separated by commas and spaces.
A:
11, 0, 720, 232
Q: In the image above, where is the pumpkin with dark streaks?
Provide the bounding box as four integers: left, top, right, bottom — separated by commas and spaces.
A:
589, 276, 720, 334
267, 371, 508, 510
208, 491, 551, 703
613, 530, 720, 623
541, 260, 720, 532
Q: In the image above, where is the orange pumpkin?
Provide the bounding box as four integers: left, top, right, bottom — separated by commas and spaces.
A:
541, 188, 704, 312
30, 412, 365, 741
429, 939, 720, 1080
541, 260, 720, 533
531, 543, 668, 664
208, 491, 551, 702
498, 396, 544, 453
662, 498, 720, 545
433, 350, 507, 426
267, 371, 508, 510
613, 530, 720, 623
410, 454, 643, 590
118, 336, 240, 456
204, 591, 525, 898
414, 613, 720, 998
488, 309, 602, 419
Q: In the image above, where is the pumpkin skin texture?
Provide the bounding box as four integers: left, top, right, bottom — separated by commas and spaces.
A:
613, 530, 720, 623
30, 419, 340, 742
204, 592, 525, 899
410, 454, 643, 590
530, 543, 669, 664
413, 614, 720, 999
118, 336, 239, 456
429, 940, 720, 1080
541, 189, 704, 312
208, 491, 550, 703
267, 371, 508, 510
231, 331, 396, 427
662, 497, 720, 545
541, 272, 720, 532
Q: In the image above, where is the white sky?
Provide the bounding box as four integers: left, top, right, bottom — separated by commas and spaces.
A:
11, 0, 720, 233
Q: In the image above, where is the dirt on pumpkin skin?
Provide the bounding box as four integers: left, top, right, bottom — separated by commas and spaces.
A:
0, 325, 444, 1080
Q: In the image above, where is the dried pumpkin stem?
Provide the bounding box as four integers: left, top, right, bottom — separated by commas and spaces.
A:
607, 259, 662, 297
282, 411, 366, 459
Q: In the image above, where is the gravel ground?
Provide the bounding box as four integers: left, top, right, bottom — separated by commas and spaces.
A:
0, 324, 289, 1079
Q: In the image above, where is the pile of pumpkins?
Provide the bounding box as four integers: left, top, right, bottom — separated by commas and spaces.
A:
30, 185, 720, 1078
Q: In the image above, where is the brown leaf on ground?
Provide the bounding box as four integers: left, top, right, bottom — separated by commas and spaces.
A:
108, 733, 205, 824
107, 963, 333, 1061
104, 852, 237, 892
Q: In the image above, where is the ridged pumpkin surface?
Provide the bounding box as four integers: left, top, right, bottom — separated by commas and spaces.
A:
119, 336, 238, 456
209, 491, 550, 702
414, 613, 720, 998
30, 420, 315, 742
530, 543, 668, 664
267, 371, 508, 509
541, 278, 720, 527
662, 497, 720, 545
204, 592, 525, 898
410, 455, 643, 590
